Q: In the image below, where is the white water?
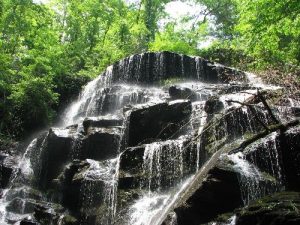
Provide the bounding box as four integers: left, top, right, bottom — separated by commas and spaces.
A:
225, 152, 264, 205
245, 132, 283, 185
79, 157, 121, 225
142, 138, 186, 193
64, 66, 113, 126
129, 176, 194, 225
225, 132, 284, 205
0, 138, 38, 223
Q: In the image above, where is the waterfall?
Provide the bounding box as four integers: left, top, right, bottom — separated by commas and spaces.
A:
226, 152, 267, 205
128, 176, 194, 225
79, 157, 120, 225
141, 139, 185, 193
225, 132, 284, 205
0, 137, 38, 223
2, 52, 297, 225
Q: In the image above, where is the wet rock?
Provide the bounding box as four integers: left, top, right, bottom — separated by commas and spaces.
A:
279, 127, 300, 191
117, 189, 141, 212
173, 160, 243, 225
204, 97, 224, 114
0, 154, 18, 188
119, 146, 145, 177
5, 187, 42, 202
127, 100, 192, 146
235, 192, 300, 225
59, 160, 90, 212
292, 107, 300, 117
83, 117, 123, 133
119, 137, 197, 192
169, 86, 197, 101
110, 51, 246, 84
6, 197, 37, 214
39, 128, 74, 189
81, 128, 121, 160
200, 106, 273, 159
20, 218, 40, 225
218, 84, 256, 95
59, 159, 108, 222
34, 203, 64, 225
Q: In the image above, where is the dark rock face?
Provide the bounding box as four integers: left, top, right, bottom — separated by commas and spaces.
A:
39, 128, 74, 189
81, 128, 121, 160
204, 97, 224, 115
110, 51, 246, 84
83, 117, 123, 133
59, 160, 90, 212
279, 127, 300, 191
235, 192, 300, 225
119, 138, 197, 192
127, 100, 192, 146
20, 218, 40, 225
169, 86, 198, 101
292, 107, 300, 117
199, 106, 274, 159
34, 203, 64, 225
174, 161, 243, 225
6, 197, 37, 214
59, 159, 109, 224
0, 153, 17, 188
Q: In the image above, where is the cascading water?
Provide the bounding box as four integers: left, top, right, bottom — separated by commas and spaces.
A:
1, 52, 298, 225
225, 152, 268, 205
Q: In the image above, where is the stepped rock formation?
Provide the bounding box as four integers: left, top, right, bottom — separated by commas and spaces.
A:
0, 51, 299, 225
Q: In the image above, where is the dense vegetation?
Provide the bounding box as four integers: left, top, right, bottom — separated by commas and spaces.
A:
0, 0, 299, 139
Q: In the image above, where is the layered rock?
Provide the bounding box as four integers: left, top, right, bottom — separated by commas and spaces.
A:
127, 100, 192, 146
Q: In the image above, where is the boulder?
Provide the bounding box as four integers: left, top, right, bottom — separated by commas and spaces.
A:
218, 84, 256, 95
5, 187, 42, 202
127, 100, 192, 146
59, 160, 90, 212
292, 107, 300, 117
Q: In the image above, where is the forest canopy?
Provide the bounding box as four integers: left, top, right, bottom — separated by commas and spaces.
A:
0, 0, 299, 139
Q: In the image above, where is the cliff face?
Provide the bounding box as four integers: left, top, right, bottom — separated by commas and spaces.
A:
0, 52, 299, 225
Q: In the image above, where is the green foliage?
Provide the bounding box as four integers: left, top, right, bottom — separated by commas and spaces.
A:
9, 77, 59, 133
0, 0, 299, 139
199, 40, 253, 70
149, 23, 198, 55
0, 0, 170, 138
195, 0, 300, 69
194, 0, 238, 38
234, 0, 300, 68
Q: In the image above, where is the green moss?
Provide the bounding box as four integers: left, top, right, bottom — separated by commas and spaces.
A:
239, 192, 300, 217
215, 212, 235, 222
62, 215, 78, 225
159, 77, 185, 86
